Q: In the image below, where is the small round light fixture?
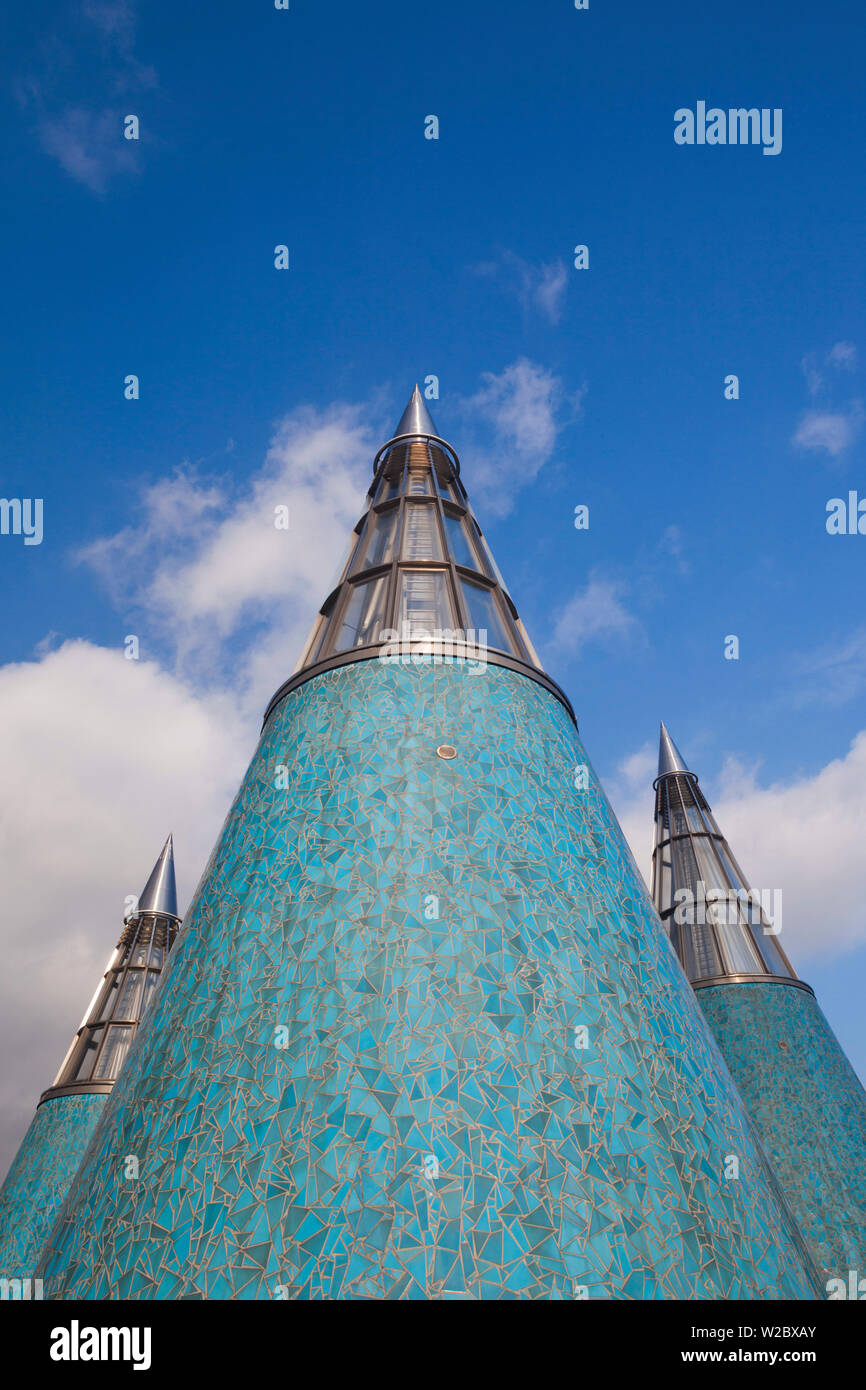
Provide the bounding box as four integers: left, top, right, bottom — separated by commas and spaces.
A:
436, 744, 458, 760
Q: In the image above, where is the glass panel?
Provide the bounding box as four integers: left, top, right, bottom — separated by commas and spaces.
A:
377, 473, 401, 503
354, 507, 400, 572
333, 575, 389, 651
459, 578, 514, 654
302, 615, 329, 669
114, 971, 143, 1020
714, 912, 764, 974
692, 836, 729, 892
756, 924, 794, 977
670, 833, 700, 903
71, 1028, 103, 1083
715, 843, 747, 893
398, 571, 455, 633
684, 800, 707, 832
682, 915, 722, 981
318, 530, 359, 608
667, 781, 688, 839
97, 976, 120, 1022
407, 470, 431, 495
656, 858, 672, 916
402, 504, 443, 561
140, 970, 161, 1015
443, 511, 483, 571
92, 1024, 134, 1081
149, 943, 164, 970
131, 935, 149, 967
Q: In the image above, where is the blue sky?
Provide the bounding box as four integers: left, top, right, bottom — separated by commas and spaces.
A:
1, 0, 864, 1167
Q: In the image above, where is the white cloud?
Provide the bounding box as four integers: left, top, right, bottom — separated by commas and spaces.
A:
79, 402, 373, 714
82, 0, 137, 44
801, 342, 858, 397
459, 359, 569, 517
607, 731, 866, 968
0, 401, 373, 1172
551, 575, 640, 653
0, 641, 245, 1175
38, 106, 139, 195
18, 0, 155, 193
474, 251, 570, 325
795, 342, 861, 447
828, 341, 857, 370
792, 404, 862, 457
792, 628, 866, 707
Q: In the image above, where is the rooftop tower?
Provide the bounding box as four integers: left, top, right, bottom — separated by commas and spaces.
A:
39, 395, 819, 1299
651, 724, 866, 1281
0, 837, 180, 1284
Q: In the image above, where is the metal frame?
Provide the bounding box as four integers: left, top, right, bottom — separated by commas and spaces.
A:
39, 910, 180, 1106
693, 973, 814, 995
652, 769, 799, 986
291, 434, 534, 679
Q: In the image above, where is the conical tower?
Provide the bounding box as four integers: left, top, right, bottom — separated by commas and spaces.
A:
0, 837, 180, 1285
651, 725, 866, 1282
39, 396, 819, 1299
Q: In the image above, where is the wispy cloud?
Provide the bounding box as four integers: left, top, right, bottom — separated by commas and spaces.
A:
794, 341, 861, 456
828, 341, 858, 370
473, 251, 570, 325
550, 574, 640, 653
38, 106, 138, 194
792, 628, 866, 708
458, 358, 580, 518
16, 0, 156, 193
801, 341, 859, 397
82, 0, 137, 44
79, 402, 373, 710
792, 405, 862, 457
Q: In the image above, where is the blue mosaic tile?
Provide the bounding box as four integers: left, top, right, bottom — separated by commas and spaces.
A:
39, 662, 820, 1299
698, 981, 866, 1281
0, 1093, 106, 1279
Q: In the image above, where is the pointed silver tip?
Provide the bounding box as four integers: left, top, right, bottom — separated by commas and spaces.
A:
658, 722, 692, 779
136, 833, 179, 919
393, 384, 438, 440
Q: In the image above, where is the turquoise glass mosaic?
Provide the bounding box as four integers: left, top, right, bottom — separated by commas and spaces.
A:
0, 1093, 105, 1279
39, 662, 820, 1299
698, 981, 866, 1283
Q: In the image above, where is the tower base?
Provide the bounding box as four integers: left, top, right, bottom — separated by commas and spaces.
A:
39, 662, 819, 1299
0, 1093, 106, 1279
698, 981, 866, 1282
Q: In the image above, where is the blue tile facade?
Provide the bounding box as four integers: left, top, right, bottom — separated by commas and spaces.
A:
39, 661, 820, 1298
0, 1093, 105, 1279
698, 981, 866, 1283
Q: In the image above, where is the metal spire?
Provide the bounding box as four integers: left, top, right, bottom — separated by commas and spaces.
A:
136, 834, 179, 920
393, 384, 438, 440
657, 722, 691, 780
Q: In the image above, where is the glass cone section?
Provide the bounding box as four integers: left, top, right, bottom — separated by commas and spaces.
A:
651, 729, 797, 986
278, 390, 546, 717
